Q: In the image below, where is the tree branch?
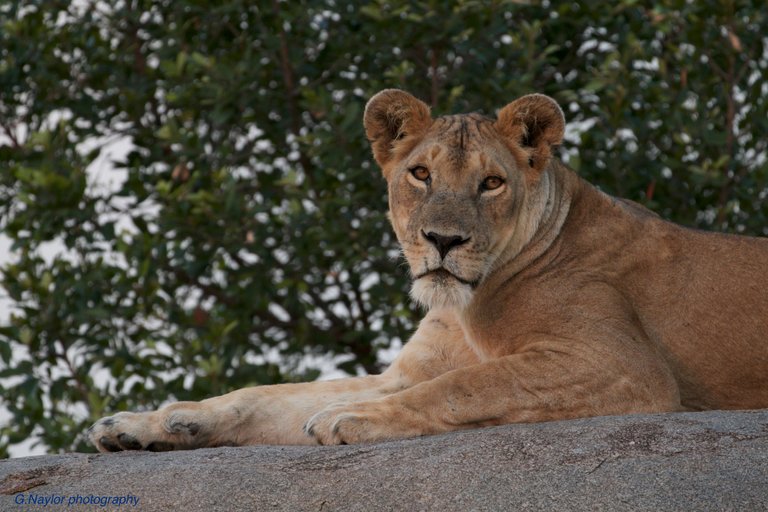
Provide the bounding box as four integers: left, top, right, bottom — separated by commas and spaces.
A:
270, 0, 317, 196
713, 34, 741, 227
271, 0, 299, 137
0, 121, 21, 149
169, 266, 293, 330
56, 341, 92, 412
430, 46, 440, 108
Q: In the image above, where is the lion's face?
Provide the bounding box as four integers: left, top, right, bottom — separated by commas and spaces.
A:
364, 90, 565, 310
386, 116, 528, 310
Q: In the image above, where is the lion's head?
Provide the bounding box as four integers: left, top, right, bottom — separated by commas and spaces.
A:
364, 89, 566, 310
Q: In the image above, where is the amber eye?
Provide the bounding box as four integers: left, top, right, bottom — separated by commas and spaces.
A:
410, 166, 431, 182
481, 176, 505, 192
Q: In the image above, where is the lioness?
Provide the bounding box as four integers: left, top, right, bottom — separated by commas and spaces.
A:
89, 90, 768, 451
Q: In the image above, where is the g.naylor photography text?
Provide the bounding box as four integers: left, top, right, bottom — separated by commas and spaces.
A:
13, 493, 140, 507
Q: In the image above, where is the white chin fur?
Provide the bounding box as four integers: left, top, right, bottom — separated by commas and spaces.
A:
410, 277, 474, 311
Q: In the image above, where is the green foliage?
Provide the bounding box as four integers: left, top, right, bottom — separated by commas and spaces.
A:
0, 0, 766, 455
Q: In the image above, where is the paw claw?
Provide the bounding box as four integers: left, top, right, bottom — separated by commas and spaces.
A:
146, 441, 175, 452
99, 436, 122, 452
168, 420, 200, 436
117, 433, 142, 450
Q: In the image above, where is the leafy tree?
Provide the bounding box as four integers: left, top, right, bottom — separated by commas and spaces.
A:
0, 0, 766, 455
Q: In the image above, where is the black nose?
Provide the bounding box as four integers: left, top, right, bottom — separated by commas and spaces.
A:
422, 231, 470, 260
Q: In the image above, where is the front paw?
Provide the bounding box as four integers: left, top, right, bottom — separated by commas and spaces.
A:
304, 401, 398, 445
87, 409, 202, 453
88, 412, 154, 452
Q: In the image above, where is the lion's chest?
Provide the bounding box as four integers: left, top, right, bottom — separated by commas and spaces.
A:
460, 274, 585, 359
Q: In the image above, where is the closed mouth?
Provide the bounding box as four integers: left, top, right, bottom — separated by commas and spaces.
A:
415, 268, 479, 288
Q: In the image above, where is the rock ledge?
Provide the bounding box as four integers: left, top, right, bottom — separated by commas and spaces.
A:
1, 410, 767, 511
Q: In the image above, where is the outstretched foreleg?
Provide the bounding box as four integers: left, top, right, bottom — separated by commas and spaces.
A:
88, 309, 477, 451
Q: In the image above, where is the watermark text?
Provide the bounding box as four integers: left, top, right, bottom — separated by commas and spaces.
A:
13, 493, 140, 508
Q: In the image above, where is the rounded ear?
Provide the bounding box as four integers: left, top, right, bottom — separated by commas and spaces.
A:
495, 94, 565, 172
364, 89, 432, 168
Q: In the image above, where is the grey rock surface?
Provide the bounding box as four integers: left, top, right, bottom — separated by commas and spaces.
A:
1, 410, 767, 511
